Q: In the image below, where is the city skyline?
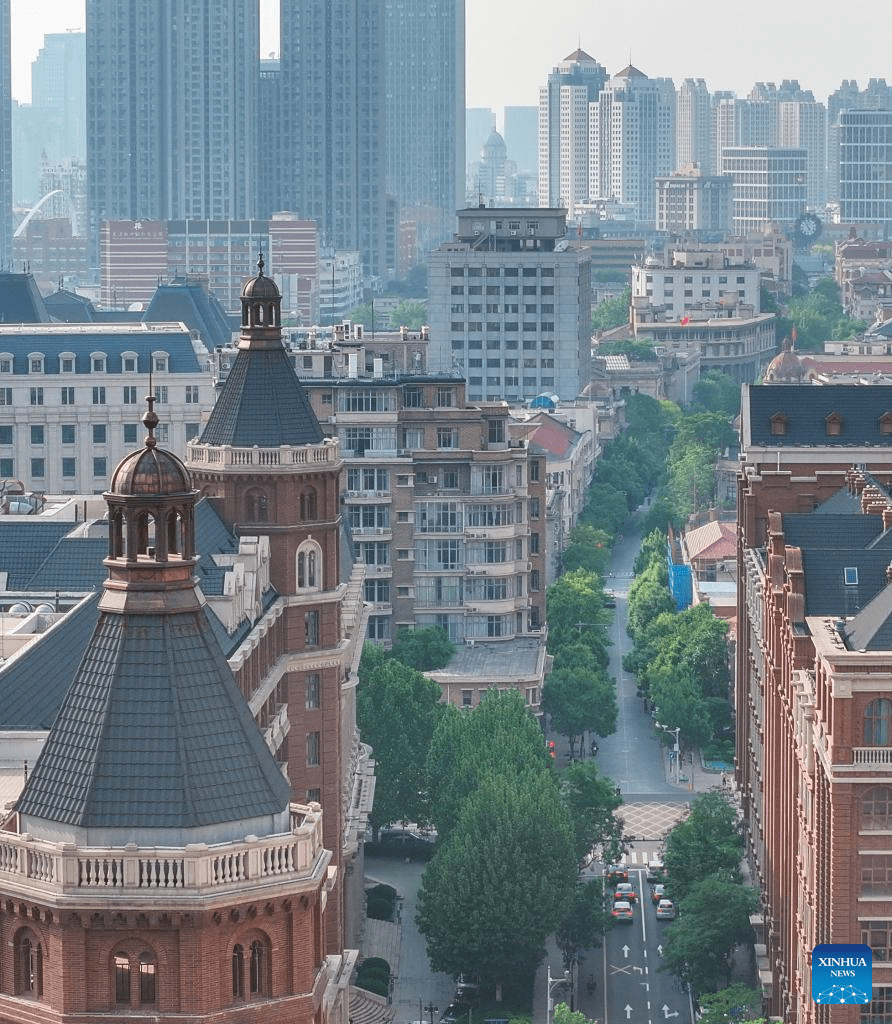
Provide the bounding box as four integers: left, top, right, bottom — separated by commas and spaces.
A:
11, 0, 892, 112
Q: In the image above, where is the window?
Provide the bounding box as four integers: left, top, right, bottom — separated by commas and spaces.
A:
404, 386, 423, 408
15, 929, 42, 997
31, 458, 45, 479
0, 357, 10, 373
0, 387, 11, 405
437, 387, 456, 408
531, 569, 541, 591
531, 497, 540, 519
305, 609, 319, 647
232, 945, 244, 998
30, 387, 44, 406
437, 427, 458, 449
863, 787, 892, 830
865, 699, 892, 745
186, 422, 199, 441
61, 386, 75, 405
297, 544, 320, 589
139, 955, 156, 1005
530, 460, 540, 482
115, 954, 130, 1004
306, 787, 321, 803
487, 419, 505, 444
307, 731, 321, 766
306, 674, 321, 709
462, 690, 473, 708
0, 459, 13, 477
530, 533, 540, 554
93, 457, 107, 478
30, 425, 44, 445
124, 423, 138, 444
862, 922, 892, 961
92, 354, 106, 373
29, 356, 44, 374
443, 470, 458, 489
153, 354, 168, 372
862, 854, 892, 896
250, 940, 266, 995
154, 385, 168, 404
364, 579, 390, 603
123, 354, 137, 373
0, 425, 11, 444
92, 386, 106, 405
93, 424, 107, 445
62, 458, 76, 478
123, 386, 137, 405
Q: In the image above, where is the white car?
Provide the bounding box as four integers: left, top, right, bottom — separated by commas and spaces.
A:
655, 898, 676, 920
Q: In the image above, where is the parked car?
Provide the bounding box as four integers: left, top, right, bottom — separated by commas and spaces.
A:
614, 883, 638, 903
441, 1003, 471, 1024
650, 883, 666, 904
606, 864, 628, 884
655, 899, 676, 920
612, 900, 634, 923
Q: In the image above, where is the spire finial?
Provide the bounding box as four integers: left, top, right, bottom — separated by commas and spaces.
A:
143, 373, 158, 448
257, 251, 265, 276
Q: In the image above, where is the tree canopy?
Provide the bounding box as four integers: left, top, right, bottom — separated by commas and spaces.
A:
389, 625, 455, 670
545, 568, 612, 664
663, 792, 743, 903
556, 879, 612, 968
542, 666, 617, 753
416, 769, 576, 1000
357, 659, 445, 829
591, 287, 631, 332
560, 760, 626, 864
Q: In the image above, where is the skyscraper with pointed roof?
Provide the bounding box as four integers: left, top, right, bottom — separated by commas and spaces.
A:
538, 49, 607, 214
1, 393, 351, 1021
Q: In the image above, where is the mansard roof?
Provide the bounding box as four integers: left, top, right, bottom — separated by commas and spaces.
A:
0, 272, 52, 323
142, 276, 235, 349
743, 383, 892, 447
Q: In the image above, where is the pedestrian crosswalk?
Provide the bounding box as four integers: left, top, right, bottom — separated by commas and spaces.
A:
615, 800, 690, 842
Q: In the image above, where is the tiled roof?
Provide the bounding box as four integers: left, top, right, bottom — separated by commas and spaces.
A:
142, 278, 234, 349
0, 594, 100, 729
43, 289, 97, 323
743, 383, 892, 447
0, 522, 91, 589
0, 326, 204, 374
527, 413, 578, 459
0, 273, 51, 323
200, 344, 324, 447
685, 520, 736, 560
16, 605, 291, 829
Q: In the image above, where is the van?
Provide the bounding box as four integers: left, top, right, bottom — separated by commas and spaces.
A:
646, 859, 665, 882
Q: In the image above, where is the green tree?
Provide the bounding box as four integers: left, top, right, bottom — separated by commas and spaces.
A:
389, 299, 428, 330
553, 1004, 592, 1024
416, 771, 577, 1000
672, 412, 737, 455
389, 625, 455, 670
591, 287, 631, 332
692, 372, 742, 417
633, 529, 667, 577
663, 791, 743, 903
545, 568, 611, 660
581, 481, 631, 533
597, 339, 659, 361
661, 877, 758, 992
626, 563, 675, 640
346, 301, 374, 327
426, 689, 550, 839
561, 524, 613, 577
357, 660, 445, 830
542, 666, 617, 753
556, 880, 612, 968
667, 442, 717, 520
560, 760, 626, 864
697, 984, 763, 1024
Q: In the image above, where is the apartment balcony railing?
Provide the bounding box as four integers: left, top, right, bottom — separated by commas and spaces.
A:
0, 804, 325, 898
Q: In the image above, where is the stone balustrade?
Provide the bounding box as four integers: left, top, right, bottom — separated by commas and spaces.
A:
0, 803, 325, 898
186, 439, 339, 470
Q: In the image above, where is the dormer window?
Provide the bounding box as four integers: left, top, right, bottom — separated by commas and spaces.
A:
122, 352, 138, 373
825, 412, 843, 437
91, 352, 108, 373
880, 412, 892, 436
59, 352, 76, 373
0, 354, 13, 374
770, 412, 788, 436
28, 353, 44, 374
152, 352, 169, 373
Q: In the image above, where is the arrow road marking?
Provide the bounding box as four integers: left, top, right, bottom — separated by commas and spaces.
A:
624, 1006, 633, 1020
661, 1006, 679, 1019
632, 966, 644, 974
622, 945, 630, 958
657, 944, 663, 956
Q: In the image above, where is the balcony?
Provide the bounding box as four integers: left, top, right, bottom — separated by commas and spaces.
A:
187, 438, 339, 472
852, 747, 892, 768
0, 804, 326, 900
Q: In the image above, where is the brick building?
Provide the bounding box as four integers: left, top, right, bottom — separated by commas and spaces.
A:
737, 384, 892, 1021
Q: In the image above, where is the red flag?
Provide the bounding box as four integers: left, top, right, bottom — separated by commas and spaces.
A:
791, 325, 798, 343
680, 316, 690, 326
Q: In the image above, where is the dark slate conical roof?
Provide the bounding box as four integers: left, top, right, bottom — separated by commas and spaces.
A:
16, 610, 291, 829
199, 256, 324, 447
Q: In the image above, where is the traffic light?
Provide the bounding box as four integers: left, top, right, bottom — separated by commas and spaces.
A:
548, 740, 556, 759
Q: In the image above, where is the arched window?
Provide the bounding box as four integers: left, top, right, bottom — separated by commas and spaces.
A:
297, 541, 321, 591
232, 944, 244, 998
865, 699, 892, 746
113, 948, 156, 1007
15, 930, 42, 997
250, 939, 266, 995
300, 489, 317, 521
139, 954, 157, 1005
246, 488, 269, 523
114, 954, 130, 1004
863, 787, 892, 830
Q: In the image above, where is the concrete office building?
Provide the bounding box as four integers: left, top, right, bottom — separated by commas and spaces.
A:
676, 78, 712, 175
427, 207, 592, 404
591, 66, 676, 225
0, 0, 11, 270
280, 0, 388, 283
827, 79, 892, 203
86, 1, 259, 262
839, 110, 892, 229
655, 166, 733, 235
537, 49, 607, 213
722, 146, 807, 234
384, 0, 465, 255
711, 96, 774, 181
737, 385, 892, 1021
777, 98, 827, 211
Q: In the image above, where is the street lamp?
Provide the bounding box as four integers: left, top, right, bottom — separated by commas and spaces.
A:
656, 722, 681, 785
546, 964, 570, 1024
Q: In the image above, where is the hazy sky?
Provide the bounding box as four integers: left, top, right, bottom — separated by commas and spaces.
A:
11, 0, 892, 113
